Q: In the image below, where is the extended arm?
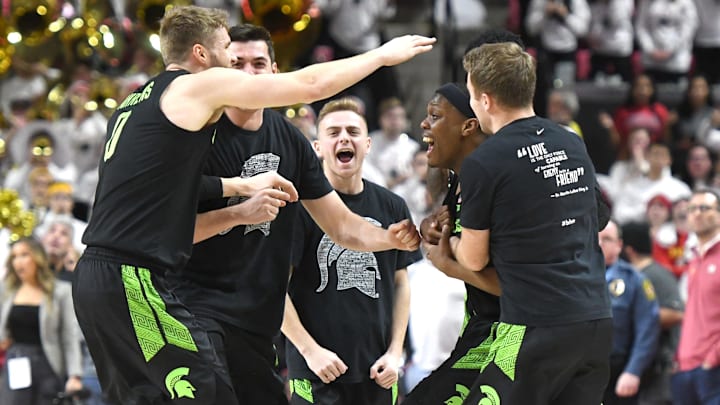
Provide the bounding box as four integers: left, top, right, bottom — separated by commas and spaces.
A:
302, 192, 420, 252
165, 35, 435, 131
370, 269, 410, 388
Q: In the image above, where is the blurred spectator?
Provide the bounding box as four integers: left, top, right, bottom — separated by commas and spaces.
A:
653, 197, 696, 279
547, 87, 584, 137
391, 149, 429, 225
691, 0, 720, 86
4, 124, 75, 204
26, 167, 55, 226
39, 220, 75, 283
622, 222, 684, 405
366, 98, 419, 189
669, 75, 720, 173
312, 0, 399, 129
605, 140, 691, 225
681, 144, 716, 190
646, 194, 673, 242
599, 74, 670, 159
587, 0, 635, 84
635, 0, 698, 85
35, 181, 86, 253
0, 56, 60, 118
0, 237, 83, 404
599, 220, 660, 405
526, 0, 590, 88
671, 189, 720, 404
283, 104, 318, 142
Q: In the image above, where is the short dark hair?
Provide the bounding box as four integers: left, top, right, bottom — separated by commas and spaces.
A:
464, 28, 525, 55
620, 222, 652, 255
228, 24, 276, 63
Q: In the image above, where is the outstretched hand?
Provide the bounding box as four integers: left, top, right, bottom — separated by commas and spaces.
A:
378, 35, 436, 67
388, 219, 421, 251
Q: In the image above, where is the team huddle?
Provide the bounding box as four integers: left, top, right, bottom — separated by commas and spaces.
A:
65, 5, 617, 405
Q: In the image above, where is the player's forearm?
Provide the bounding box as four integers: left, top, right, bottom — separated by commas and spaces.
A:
387, 271, 410, 358
443, 261, 501, 296
658, 308, 683, 329
194, 205, 255, 243
453, 237, 489, 272
287, 49, 387, 104
281, 294, 321, 357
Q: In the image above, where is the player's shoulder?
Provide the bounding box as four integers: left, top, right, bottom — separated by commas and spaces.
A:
364, 180, 408, 205
263, 109, 308, 141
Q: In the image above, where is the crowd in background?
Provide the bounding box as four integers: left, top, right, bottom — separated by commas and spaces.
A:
0, 0, 718, 403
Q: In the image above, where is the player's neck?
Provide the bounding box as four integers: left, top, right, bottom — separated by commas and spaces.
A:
326, 170, 364, 195
489, 106, 535, 134
166, 62, 203, 74
226, 107, 264, 131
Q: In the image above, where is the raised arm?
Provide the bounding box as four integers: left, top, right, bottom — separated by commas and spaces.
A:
166, 35, 435, 130
301, 191, 420, 252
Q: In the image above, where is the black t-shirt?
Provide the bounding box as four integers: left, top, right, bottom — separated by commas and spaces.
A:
444, 173, 501, 323
460, 116, 611, 326
82, 70, 214, 270
168, 110, 332, 337
286, 180, 421, 383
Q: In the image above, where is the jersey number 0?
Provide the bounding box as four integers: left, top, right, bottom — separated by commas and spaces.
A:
104, 110, 132, 162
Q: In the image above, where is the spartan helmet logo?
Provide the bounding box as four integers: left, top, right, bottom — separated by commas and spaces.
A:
218, 153, 281, 236
165, 367, 196, 399
316, 217, 381, 298
477, 385, 501, 405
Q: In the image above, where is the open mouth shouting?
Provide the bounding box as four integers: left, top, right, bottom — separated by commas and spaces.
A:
336, 148, 355, 164
422, 135, 434, 153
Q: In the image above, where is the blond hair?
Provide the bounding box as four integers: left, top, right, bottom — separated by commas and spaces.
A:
5, 238, 55, 305
317, 98, 367, 128
159, 6, 229, 65
463, 42, 536, 109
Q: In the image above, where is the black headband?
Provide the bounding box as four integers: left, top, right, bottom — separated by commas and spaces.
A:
435, 83, 476, 119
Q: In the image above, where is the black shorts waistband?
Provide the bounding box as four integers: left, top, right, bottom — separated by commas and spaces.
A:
82, 246, 173, 274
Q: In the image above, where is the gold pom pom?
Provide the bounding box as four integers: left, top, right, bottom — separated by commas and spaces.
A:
0, 189, 36, 241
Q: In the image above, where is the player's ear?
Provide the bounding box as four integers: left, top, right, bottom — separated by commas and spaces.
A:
312, 139, 321, 155
191, 43, 207, 64
271, 62, 279, 74
365, 134, 372, 152
461, 118, 479, 136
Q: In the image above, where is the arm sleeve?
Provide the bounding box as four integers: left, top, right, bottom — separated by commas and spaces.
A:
197, 175, 223, 202
459, 155, 494, 231
625, 275, 661, 376
296, 128, 333, 200
59, 284, 84, 378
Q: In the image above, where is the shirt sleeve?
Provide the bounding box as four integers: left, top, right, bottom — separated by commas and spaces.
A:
295, 128, 333, 200
459, 153, 494, 231
625, 273, 661, 376
197, 175, 223, 201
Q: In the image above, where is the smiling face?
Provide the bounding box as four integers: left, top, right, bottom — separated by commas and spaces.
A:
421, 93, 470, 171
314, 110, 370, 179
229, 40, 277, 75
